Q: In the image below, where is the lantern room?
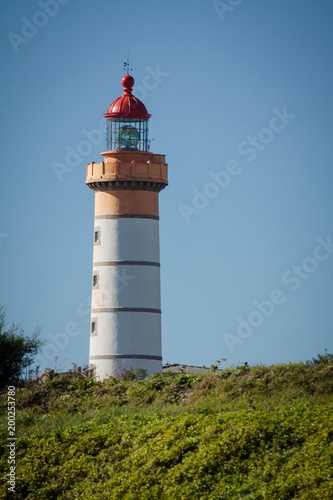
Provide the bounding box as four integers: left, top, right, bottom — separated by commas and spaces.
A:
104, 74, 151, 152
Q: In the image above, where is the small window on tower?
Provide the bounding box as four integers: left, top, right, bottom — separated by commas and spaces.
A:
94, 227, 101, 245
91, 319, 98, 336
93, 274, 98, 287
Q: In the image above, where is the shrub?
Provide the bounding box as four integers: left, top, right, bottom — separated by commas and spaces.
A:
0, 306, 42, 388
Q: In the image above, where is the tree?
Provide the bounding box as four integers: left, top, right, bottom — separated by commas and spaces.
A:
0, 306, 43, 388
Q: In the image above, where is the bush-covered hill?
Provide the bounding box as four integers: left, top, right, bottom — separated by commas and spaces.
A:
0, 357, 332, 499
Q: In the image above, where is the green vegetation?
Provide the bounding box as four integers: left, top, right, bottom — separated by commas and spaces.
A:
0, 306, 42, 388
0, 357, 332, 499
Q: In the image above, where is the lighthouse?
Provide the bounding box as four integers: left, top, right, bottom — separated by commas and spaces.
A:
86, 73, 168, 380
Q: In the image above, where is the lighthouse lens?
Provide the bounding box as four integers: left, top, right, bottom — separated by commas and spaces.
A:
106, 118, 149, 152
116, 125, 140, 150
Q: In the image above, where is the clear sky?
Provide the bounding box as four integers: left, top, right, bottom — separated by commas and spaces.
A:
1, 0, 332, 373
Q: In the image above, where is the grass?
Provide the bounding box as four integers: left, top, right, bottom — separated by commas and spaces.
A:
0, 356, 332, 499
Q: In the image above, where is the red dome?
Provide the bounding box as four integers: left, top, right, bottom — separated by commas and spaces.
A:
104, 75, 151, 120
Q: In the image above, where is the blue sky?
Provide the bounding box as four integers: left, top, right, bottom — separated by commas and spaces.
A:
1, 0, 332, 373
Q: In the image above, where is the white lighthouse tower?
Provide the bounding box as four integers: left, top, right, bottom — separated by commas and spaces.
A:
86, 73, 168, 380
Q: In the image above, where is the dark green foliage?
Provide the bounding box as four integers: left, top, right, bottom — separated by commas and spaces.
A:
0, 357, 332, 499
311, 349, 333, 366
0, 307, 42, 388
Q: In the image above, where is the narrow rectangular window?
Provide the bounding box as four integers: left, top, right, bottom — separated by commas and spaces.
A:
93, 274, 98, 287
94, 227, 101, 245
91, 317, 98, 336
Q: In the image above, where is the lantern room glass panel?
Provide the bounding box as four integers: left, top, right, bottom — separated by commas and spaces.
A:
106, 118, 149, 152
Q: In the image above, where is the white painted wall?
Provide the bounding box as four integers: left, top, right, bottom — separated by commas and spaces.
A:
89, 216, 162, 380
93, 218, 160, 263
89, 311, 161, 356
92, 265, 161, 309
